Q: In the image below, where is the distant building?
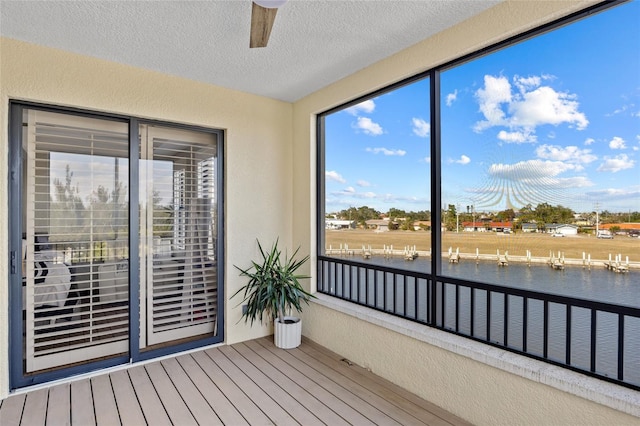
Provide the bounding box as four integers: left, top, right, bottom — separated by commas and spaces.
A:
462, 221, 486, 232
599, 223, 640, 235
521, 223, 538, 233
325, 219, 355, 230
412, 220, 431, 231
545, 224, 578, 235
365, 219, 392, 232
489, 222, 512, 232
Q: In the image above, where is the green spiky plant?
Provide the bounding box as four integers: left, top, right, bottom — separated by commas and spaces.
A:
233, 239, 313, 326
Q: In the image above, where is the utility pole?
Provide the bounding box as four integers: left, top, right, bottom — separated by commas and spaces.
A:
594, 202, 600, 236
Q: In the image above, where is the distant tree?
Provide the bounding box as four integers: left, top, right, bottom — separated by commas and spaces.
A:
534, 203, 574, 224
400, 220, 414, 231
496, 208, 515, 222
387, 208, 407, 220
444, 204, 458, 231
337, 205, 380, 227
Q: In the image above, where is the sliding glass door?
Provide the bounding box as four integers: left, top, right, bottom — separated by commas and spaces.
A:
10, 104, 223, 387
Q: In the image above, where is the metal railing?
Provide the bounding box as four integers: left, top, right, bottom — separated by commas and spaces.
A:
317, 256, 640, 391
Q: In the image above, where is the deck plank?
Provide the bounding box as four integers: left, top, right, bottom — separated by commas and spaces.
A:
203, 346, 297, 425
70, 378, 96, 426
236, 341, 351, 426
91, 374, 120, 426
252, 338, 397, 425
127, 365, 172, 426
46, 383, 70, 426
110, 370, 146, 426
248, 338, 377, 426
144, 361, 197, 426
20, 388, 48, 426
160, 357, 221, 425
219, 344, 323, 426
0, 392, 25, 426
175, 354, 249, 426
295, 341, 432, 425
276, 341, 416, 426
303, 338, 471, 426
191, 350, 273, 425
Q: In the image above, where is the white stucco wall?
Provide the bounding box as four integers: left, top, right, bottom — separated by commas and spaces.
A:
0, 37, 293, 399
292, 0, 640, 424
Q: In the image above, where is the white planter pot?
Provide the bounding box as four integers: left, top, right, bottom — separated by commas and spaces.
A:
274, 316, 302, 349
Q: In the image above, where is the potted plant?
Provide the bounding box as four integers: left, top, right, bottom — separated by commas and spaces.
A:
233, 239, 313, 349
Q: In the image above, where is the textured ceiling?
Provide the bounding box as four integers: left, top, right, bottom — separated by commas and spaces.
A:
0, 0, 501, 102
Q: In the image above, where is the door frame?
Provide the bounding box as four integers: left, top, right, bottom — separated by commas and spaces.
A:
8, 101, 225, 390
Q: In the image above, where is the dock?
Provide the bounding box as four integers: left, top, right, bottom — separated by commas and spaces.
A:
324, 244, 638, 271
497, 249, 508, 267
448, 247, 460, 263
605, 254, 630, 273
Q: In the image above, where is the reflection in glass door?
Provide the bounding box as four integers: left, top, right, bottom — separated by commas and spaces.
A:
22, 110, 130, 372
139, 125, 219, 348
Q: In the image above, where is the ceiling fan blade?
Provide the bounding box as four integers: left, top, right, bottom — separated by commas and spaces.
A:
250, 2, 278, 48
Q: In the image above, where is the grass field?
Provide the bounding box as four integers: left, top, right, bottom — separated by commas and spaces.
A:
325, 229, 639, 262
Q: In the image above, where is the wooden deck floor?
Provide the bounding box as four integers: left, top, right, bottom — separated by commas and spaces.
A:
0, 337, 471, 425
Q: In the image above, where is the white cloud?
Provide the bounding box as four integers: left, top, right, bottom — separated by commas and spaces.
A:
497, 130, 536, 144
345, 99, 375, 115
357, 180, 371, 187
584, 138, 595, 146
473, 74, 589, 138
446, 90, 458, 106
343, 186, 355, 194
535, 144, 597, 164
489, 159, 580, 179
585, 187, 640, 201
326, 170, 346, 183
606, 103, 639, 117
609, 136, 627, 150
510, 86, 588, 130
354, 117, 383, 136
423, 157, 431, 163
513, 75, 541, 93
487, 160, 594, 189
597, 154, 635, 173
366, 147, 406, 156
474, 75, 511, 131
412, 118, 430, 137
456, 155, 471, 165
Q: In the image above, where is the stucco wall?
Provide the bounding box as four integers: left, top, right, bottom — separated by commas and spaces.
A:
292, 0, 639, 424
0, 37, 292, 398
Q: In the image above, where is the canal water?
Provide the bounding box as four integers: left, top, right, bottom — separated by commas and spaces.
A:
346, 256, 640, 386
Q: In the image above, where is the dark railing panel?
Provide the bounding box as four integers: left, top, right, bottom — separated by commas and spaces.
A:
317, 256, 640, 391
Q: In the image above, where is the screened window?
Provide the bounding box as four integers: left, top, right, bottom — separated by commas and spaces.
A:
321, 78, 432, 271
318, 0, 640, 389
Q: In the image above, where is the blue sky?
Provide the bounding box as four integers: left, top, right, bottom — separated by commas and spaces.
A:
325, 1, 639, 215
